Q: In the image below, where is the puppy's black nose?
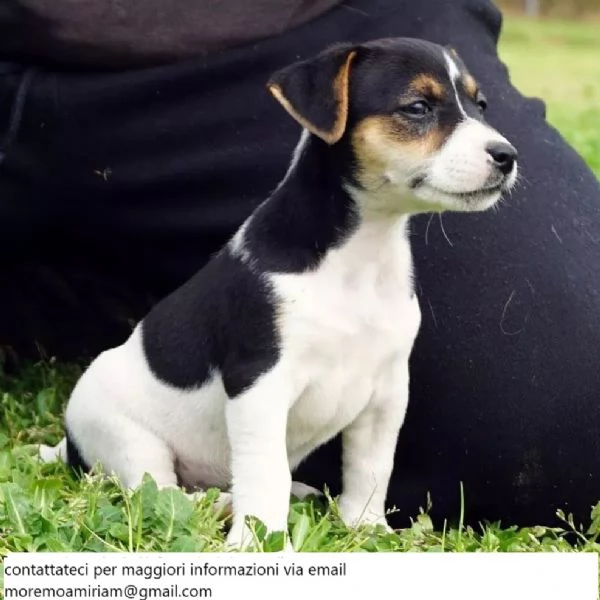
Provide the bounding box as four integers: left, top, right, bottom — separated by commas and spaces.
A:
486, 142, 517, 175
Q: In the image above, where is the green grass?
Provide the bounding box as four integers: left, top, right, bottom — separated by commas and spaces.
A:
1, 16, 600, 560
1, 362, 599, 556
499, 16, 600, 174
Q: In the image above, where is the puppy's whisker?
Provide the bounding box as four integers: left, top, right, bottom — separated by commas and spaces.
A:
438, 213, 454, 248
424, 213, 435, 246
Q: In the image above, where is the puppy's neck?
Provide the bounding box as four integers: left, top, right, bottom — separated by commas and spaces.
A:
235, 131, 410, 274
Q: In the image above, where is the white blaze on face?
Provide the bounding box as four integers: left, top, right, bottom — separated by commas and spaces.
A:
423, 51, 517, 197
444, 50, 468, 119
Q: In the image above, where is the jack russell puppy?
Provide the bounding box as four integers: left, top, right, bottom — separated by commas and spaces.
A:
40, 37, 518, 550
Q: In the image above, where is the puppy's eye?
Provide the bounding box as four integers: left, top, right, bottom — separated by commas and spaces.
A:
397, 101, 431, 118
476, 92, 488, 112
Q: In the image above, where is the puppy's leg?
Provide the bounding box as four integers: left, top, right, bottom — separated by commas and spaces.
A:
39, 427, 232, 517
39, 438, 67, 463
337, 361, 410, 531
40, 428, 178, 491
67, 414, 180, 490
225, 367, 294, 550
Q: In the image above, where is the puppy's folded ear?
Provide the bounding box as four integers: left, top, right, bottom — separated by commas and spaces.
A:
267, 43, 358, 145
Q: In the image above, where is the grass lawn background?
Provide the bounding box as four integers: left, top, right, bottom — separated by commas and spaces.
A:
499, 17, 600, 175
1, 16, 600, 558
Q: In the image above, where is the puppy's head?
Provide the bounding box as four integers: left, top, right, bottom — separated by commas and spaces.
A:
268, 38, 518, 215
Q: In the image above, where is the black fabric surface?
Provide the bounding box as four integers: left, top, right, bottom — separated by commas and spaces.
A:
1, 0, 599, 528
0, 0, 345, 68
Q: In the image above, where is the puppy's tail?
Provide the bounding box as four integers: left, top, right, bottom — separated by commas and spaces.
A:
38, 437, 67, 464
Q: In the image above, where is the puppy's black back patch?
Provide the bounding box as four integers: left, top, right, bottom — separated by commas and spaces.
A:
141, 250, 280, 398
141, 135, 360, 398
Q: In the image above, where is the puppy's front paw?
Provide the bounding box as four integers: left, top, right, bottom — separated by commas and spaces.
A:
338, 497, 392, 532
186, 490, 233, 520
226, 523, 293, 552
226, 515, 293, 552
225, 522, 255, 551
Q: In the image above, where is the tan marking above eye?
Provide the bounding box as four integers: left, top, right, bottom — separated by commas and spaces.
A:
461, 74, 478, 99
407, 74, 446, 101
350, 115, 447, 190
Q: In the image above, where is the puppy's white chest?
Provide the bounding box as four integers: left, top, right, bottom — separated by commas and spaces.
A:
271, 220, 421, 464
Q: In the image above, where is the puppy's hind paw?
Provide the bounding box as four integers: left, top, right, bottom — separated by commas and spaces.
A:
290, 481, 323, 500
38, 438, 67, 463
